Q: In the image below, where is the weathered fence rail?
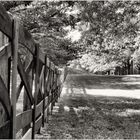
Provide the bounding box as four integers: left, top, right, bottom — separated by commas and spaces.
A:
0, 4, 66, 139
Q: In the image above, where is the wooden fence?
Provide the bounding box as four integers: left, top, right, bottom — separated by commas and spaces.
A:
0, 4, 66, 139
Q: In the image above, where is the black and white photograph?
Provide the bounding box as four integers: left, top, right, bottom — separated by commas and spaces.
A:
1, 0, 140, 139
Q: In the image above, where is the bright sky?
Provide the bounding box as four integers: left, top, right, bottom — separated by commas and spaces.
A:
64, 4, 82, 42
67, 30, 82, 42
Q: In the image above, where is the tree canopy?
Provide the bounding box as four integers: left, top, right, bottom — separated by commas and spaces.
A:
1, 1, 79, 66
74, 1, 140, 73
2, 1, 140, 72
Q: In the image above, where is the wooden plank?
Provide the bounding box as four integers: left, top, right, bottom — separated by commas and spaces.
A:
35, 115, 42, 133
11, 17, 19, 139
46, 57, 50, 67
37, 66, 44, 95
7, 43, 11, 58
35, 100, 43, 118
40, 66, 45, 82
0, 43, 11, 58
0, 76, 11, 117
50, 70, 54, 114
45, 96, 48, 107
22, 58, 33, 135
0, 50, 9, 88
16, 60, 34, 101
39, 49, 45, 63
38, 59, 44, 77
51, 70, 54, 91
17, 57, 34, 105
54, 67, 57, 74
51, 62, 55, 71
0, 42, 10, 89
44, 103, 51, 117
42, 56, 47, 126
45, 68, 50, 95
46, 73, 51, 97
45, 60, 49, 93
16, 109, 32, 133
46, 67, 53, 107
32, 45, 39, 139
0, 4, 12, 39
18, 25, 35, 55
50, 93, 58, 104
21, 128, 32, 139
56, 69, 58, 75
0, 120, 11, 139
16, 81, 23, 101
8, 57, 11, 94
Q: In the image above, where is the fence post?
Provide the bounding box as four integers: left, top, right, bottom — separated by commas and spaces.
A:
50, 63, 54, 115
56, 70, 59, 100
22, 59, 33, 135
11, 17, 19, 139
32, 44, 39, 139
42, 55, 47, 126
59, 70, 63, 96
56, 69, 60, 100
41, 58, 45, 126
47, 61, 51, 114
52, 66, 56, 106
45, 58, 50, 122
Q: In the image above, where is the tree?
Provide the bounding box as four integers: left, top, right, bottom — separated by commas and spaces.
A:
133, 48, 140, 73
2, 1, 80, 66
75, 1, 140, 73
2, 1, 140, 72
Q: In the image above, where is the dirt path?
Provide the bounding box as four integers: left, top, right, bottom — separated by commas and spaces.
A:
36, 74, 140, 139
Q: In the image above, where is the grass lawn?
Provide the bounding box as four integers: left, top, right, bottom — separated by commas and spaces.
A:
36, 72, 140, 139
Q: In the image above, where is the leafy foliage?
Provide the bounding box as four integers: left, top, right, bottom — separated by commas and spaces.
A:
2, 1, 80, 66
1, 1, 32, 11
133, 48, 140, 70
2, 1, 140, 71
75, 1, 140, 73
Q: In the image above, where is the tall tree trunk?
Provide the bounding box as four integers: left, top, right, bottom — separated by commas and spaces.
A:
119, 67, 121, 75
127, 59, 131, 74
138, 67, 140, 74
131, 60, 133, 74
124, 63, 127, 75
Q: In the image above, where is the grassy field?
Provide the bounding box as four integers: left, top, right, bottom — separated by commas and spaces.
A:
36, 72, 140, 139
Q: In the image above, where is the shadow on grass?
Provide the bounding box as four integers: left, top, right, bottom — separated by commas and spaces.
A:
49, 74, 140, 139
39, 74, 140, 139
65, 74, 140, 90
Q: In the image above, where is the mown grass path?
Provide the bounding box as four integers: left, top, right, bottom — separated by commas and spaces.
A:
36, 74, 140, 139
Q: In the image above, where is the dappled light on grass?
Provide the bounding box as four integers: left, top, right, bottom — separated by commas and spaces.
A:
116, 109, 140, 117
36, 74, 140, 139
65, 74, 140, 90
64, 106, 70, 112
86, 89, 140, 99
52, 106, 59, 113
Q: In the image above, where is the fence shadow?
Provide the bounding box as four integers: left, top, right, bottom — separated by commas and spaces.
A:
48, 75, 140, 139
65, 74, 140, 90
